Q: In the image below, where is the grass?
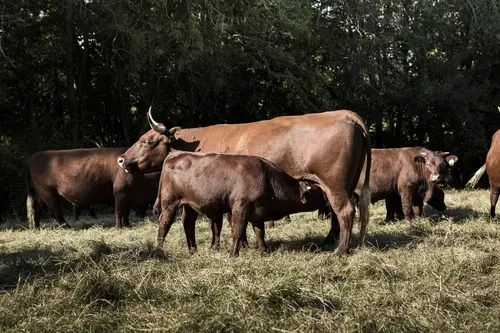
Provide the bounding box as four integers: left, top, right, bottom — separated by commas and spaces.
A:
1, 189, 500, 332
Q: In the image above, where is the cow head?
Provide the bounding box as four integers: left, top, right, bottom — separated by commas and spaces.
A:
117, 108, 181, 173
414, 150, 458, 183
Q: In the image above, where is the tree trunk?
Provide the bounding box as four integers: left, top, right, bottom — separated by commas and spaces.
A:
66, 0, 78, 146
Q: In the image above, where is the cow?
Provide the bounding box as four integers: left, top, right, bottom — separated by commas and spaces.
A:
118, 108, 371, 255
26, 148, 160, 229
466, 129, 500, 218
354, 147, 457, 221
156, 151, 327, 256
318, 184, 447, 221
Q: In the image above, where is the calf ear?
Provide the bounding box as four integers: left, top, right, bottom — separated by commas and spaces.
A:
446, 155, 458, 166
299, 182, 312, 203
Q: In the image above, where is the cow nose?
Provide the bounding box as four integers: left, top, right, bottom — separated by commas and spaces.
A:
117, 157, 125, 167
430, 174, 441, 182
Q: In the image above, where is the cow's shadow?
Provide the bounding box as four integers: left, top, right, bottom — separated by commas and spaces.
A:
265, 226, 426, 253
443, 206, 488, 223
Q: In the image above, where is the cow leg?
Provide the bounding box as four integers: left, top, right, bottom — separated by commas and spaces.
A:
157, 206, 178, 248
252, 222, 267, 252
384, 198, 395, 222
73, 205, 82, 221
321, 208, 340, 249
136, 206, 147, 218
115, 195, 131, 228
181, 205, 198, 254
209, 214, 223, 250
88, 206, 97, 219
39, 190, 69, 227
33, 195, 43, 229
230, 205, 249, 257
413, 204, 423, 218
490, 186, 500, 218
266, 220, 275, 228
322, 190, 355, 255
282, 215, 291, 224
400, 190, 415, 221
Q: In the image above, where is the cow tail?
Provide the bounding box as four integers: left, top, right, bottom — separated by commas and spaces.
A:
358, 128, 371, 247
26, 166, 36, 229
465, 164, 486, 189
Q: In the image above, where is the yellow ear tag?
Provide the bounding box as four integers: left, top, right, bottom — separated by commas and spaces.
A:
449, 160, 455, 166
301, 195, 307, 204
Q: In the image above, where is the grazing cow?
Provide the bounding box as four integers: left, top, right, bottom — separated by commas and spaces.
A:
466, 129, 500, 218
26, 148, 160, 229
355, 148, 457, 221
118, 109, 371, 255
156, 152, 327, 256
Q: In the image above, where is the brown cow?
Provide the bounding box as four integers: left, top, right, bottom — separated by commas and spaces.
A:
26, 148, 160, 229
156, 151, 327, 256
118, 109, 371, 255
355, 147, 457, 221
466, 129, 500, 218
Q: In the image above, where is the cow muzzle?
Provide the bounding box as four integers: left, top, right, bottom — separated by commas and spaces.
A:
117, 156, 137, 173
430, 174, 442, 182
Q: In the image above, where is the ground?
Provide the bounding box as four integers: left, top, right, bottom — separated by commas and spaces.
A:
0, 190, 499, 332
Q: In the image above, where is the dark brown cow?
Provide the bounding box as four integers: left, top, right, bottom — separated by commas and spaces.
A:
156, 152, 327, 256
118, 109, 371, 255
26, 148, 160, 228
355, 147, 457, 221
466, 129, 500, 218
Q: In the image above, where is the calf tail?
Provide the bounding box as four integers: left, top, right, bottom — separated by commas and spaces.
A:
465, 164, 486, 189
358, 127, 371, 247
26, 166, 36, 229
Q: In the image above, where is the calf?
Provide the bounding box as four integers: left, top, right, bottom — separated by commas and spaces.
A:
385, 185, 446, 221
355, 148, 457, 221
156, 152, 326, 256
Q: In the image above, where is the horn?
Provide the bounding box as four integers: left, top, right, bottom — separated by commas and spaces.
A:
147, 107, 166, 133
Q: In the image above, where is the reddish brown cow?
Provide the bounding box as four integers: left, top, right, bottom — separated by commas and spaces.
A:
466, 129, 500, 218
355, 147, 457, 221
156, 152, 327, 256
26, 148, 160, 228
118, 109, 371, 255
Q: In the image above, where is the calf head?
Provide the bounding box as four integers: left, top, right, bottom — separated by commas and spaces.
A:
117, 108, 181, 173
298, 181, 325, 207
414, 150, 458, 184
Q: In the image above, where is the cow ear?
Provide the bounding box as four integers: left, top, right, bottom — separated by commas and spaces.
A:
414, 155, 426, 163
167, 127, 181, 141
446, 155, 458, 166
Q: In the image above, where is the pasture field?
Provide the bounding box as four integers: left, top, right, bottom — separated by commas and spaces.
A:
1, 190, 500, 332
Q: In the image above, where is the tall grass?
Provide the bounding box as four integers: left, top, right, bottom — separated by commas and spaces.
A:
1, 190, 499, 332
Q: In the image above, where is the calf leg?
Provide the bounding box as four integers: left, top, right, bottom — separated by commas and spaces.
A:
226, 212, 249, 248
157, 206, 179, 247
115, 197, 130, 228
40, 190, 69, 227
230, 205, 249, 257
490, 185, 500, 218
209, 214, 223, 250
252, 222, 267, 252
181, 205, 198, 253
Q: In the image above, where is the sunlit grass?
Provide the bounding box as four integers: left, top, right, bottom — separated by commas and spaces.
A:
0, 190, 499, 332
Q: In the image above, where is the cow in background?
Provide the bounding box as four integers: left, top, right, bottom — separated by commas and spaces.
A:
354, 147, 457, 221
26, 148, 160, 229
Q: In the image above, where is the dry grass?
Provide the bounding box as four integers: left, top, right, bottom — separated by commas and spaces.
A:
1, 190, 500, 332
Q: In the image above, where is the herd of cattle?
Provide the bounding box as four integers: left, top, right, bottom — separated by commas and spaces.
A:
25, 108, 498, 256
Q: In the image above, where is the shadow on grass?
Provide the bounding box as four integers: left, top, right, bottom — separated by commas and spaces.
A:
443, 207, 488, 223
265, 225, 427, 253
0, 242, 168, 292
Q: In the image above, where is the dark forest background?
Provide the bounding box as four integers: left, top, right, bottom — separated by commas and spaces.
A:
1, 0, 500, 220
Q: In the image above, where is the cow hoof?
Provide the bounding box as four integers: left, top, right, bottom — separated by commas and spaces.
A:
332, 247, 350, 256
210, 244, 220, 251
188, 247, 198, 255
